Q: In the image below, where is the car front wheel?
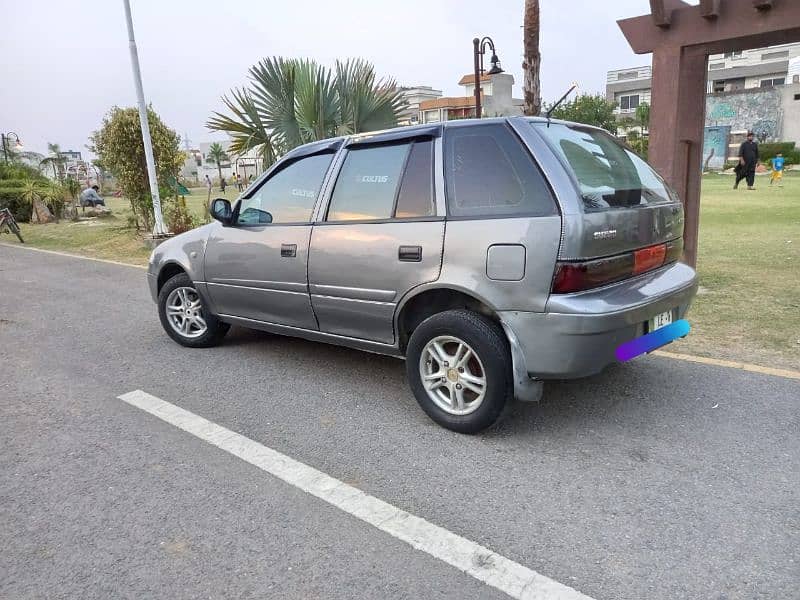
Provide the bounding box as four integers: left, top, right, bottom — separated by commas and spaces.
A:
157, 272, 230, 348
406, 310, 512, 434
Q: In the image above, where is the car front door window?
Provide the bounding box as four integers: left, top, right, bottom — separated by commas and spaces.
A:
237, 153, 334, 225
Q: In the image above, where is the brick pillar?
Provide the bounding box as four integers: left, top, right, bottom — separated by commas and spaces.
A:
648, 45, 709, 267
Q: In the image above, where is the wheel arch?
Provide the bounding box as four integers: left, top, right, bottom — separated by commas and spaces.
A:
395, 285, 501, 354
157, 261, 189, 295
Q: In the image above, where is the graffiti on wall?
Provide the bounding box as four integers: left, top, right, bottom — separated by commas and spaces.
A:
751, 119, 778, 142
705, 89, 783, 141
703, 126, 731, 170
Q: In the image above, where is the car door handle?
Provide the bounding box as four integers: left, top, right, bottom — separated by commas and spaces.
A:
398, 245, 422, 262
280, 244, 297, 258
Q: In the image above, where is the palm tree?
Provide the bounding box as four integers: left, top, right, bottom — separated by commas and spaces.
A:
20, 180, 48, 223
207, 57, 406, 167
40, 143, 66, 181
205, 142, 228, 185
64, 176, 82, 218
522, 0, 542, 116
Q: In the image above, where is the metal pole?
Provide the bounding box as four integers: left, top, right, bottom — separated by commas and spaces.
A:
122, 0, 167, 235
472, 38, 482, 118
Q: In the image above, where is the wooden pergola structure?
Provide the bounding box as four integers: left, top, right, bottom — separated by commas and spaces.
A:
618, 0, 800, 267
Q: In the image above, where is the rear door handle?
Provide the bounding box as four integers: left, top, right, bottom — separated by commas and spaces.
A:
280, 244, 297, 258
398, 245, 422, 262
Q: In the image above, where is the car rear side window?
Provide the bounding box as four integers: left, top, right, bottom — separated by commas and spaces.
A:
395, 140, 435, 218
443, 123, 556, 218
327, 139, 435, 221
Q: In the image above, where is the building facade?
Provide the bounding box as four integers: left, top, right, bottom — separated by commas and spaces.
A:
418, 73, 524, 124
607, 43, 800, 167
397, 86, 443, 126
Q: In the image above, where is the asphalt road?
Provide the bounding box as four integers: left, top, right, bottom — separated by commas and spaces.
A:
1, 244, 798, 600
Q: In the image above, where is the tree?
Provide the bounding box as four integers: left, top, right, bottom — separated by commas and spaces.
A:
548, 93, 619, 133
39, 143, 66, 181
205, 142, 229, 184
522, 0, 541, 116
64, 176, 82, 218
89, 106, 183, 231
208, 57, 406, 167
635, 102, 650, 134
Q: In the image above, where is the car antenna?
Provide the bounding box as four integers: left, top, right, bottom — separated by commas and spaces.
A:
545, 82, 578, 127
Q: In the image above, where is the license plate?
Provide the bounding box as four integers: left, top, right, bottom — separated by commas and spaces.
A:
649, 310, 673, 332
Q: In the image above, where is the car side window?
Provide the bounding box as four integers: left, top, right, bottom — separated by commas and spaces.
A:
326, 140, 436, 222
443, 124, 556, 218
237, 152, 334, 225
326, 143, 409, 221
395, 140, 435, 219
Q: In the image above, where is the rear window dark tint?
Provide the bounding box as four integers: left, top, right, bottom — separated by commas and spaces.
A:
443, 123, 556, 218
533, 122, 678, 212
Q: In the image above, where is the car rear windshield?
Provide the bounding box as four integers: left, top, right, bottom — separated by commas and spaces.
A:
533, 122, 677, 212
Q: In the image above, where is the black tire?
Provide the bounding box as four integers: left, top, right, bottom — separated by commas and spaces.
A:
10, 221, 23, 243
157, 272, 230, 348
406, 309, 512, 434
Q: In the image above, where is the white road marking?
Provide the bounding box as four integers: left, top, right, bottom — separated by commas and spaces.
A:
0, 242, 147, 269
118, 389, 593, 600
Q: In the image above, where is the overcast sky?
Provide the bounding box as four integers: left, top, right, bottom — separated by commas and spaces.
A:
1, 0, 663, 157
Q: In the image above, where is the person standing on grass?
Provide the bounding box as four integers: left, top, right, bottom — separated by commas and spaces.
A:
220, 175, 226, 194
205, 174, 213, 206
770, 153, 785, 187
734, 131, 759, 190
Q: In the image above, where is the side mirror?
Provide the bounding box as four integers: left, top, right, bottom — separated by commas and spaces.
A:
210, 198, 232, 225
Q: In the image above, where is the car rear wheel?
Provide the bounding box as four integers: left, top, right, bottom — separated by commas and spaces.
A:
158, 272, 229, 348
406, 310, 512, 434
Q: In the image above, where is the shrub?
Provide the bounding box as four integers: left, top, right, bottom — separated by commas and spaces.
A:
0, 163, 46, 182
0, 187, 31, 221
164, 196, 198, 234
759, 142, 796, 163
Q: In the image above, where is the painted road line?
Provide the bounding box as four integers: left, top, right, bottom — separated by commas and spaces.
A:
117, 389, 593, 600
0, 242, 147, 269
654, 350, 800, 381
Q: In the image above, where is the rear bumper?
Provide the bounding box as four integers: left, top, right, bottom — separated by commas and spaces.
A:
499, 261, 698, 380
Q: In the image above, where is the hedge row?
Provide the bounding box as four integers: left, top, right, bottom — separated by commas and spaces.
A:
758, 142, 797, 163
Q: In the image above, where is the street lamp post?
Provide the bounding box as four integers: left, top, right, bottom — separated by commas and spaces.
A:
122, 0, 167, 236
1, 132, 23, 164
472, 37, 504, 119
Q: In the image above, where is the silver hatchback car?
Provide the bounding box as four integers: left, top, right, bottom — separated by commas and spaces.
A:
149, 117, 697, 433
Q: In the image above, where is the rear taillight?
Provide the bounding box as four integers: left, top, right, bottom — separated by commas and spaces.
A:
552, 238, 683, 294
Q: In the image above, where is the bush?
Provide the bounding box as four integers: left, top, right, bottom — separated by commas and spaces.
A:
0, 187, 31, 221
0, 163, 46, 182
759, 142, 796, 163
164, 196, 198, 234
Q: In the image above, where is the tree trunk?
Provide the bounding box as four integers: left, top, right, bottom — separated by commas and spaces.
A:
522, 0, 542, 116
217, 164, 223, 189
30, 198, 55, 224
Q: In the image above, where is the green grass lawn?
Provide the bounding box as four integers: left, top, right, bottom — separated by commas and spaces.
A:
6, 173, 799, 369
669, 170, 800, 369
